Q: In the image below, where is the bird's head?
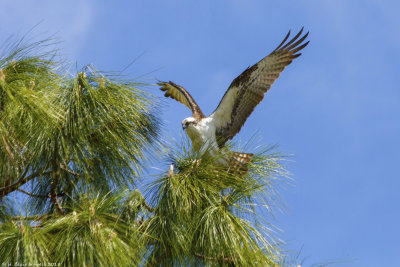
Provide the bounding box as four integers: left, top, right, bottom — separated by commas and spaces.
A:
181, 117, 196, 130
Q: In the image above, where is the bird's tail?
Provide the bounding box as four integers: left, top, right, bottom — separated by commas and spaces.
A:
228, 152, 254, 175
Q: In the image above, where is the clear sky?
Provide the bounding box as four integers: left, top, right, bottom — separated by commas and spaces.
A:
1, 1, 399, 266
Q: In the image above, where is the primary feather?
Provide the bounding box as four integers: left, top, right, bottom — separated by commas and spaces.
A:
210, 28, 309, 147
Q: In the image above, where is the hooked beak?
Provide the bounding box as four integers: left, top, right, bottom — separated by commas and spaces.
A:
182, 124, 187, 130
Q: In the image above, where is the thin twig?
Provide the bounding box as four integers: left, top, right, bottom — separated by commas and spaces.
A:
221, 193, 230, 207
1, 136, 14, 161
142, 201, 154, 212
146, 253, 166, 267
16, 188, 65, 198
11, 214, 47, 221
17, 188, 49, 198
60, 163, 79, 176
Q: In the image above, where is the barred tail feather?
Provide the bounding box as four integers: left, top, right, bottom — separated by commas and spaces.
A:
228, 152, 254, 175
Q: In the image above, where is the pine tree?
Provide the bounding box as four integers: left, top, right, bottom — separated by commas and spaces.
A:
0, 38, 291, 266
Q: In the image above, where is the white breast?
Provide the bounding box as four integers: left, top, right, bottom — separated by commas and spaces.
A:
186, 117, 218, 154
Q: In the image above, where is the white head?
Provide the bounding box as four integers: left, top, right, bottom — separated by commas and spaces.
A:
181, 117, 197, 130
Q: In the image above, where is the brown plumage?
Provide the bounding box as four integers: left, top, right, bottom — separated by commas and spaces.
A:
159, 81, 205, 120
211, 28, 309, 147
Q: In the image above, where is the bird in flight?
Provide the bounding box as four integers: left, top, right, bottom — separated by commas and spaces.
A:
159, 28, 309, 171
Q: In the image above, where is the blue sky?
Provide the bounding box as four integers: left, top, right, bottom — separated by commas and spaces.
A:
1, 1, 399, 266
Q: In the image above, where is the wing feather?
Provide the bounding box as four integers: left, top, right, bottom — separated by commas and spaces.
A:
158, 81, 205, 119
210, 28, 309, 147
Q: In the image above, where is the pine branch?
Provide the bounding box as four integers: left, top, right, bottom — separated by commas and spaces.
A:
50, 144, 65, 215
194, 252, 234, 263
50, 192, 65, 215
0, 167, 51, 197
133, 189, 155, 212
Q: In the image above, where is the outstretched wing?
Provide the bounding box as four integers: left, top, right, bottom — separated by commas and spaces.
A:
158, 81, 205, 120
210, 28, 309, 147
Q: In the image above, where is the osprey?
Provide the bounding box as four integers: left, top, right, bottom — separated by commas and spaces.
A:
159, 28, 309, 171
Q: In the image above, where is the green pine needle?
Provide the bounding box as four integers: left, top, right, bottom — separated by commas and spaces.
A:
0, 35, 308, 266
